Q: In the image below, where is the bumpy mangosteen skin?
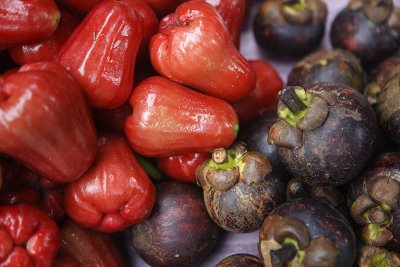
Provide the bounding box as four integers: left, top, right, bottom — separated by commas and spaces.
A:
330, 8, 400, 68
130, 181, 220, 267
203, 170, 285, 233
287, 49, 366, 91
278, 82, 378, 186
348, 152, 400, 251
253, 0, 326, 58
364, 55, 400, 107
269, 198, 356, 267
215, 253, 263, 267
238, 108, 289, 178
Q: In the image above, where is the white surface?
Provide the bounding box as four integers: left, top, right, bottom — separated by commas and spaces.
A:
129, 0, 399, 266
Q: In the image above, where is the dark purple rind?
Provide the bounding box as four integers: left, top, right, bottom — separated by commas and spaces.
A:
330, 9, 400, 68
278, 82, 378, 186
130, 181, 220, 267
270, 198, 356, 267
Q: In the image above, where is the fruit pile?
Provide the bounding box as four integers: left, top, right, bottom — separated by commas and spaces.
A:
0, 0, 400, 266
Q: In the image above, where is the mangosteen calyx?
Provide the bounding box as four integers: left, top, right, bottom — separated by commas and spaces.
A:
359, 245, 400, 267
196, 142, 273, 192
259, 215, 339, 267
348, 0, 394, 23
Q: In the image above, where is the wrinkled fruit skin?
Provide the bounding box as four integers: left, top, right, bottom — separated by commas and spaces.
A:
259, 198, 356, 267
287, 49, 366, 91
0, 61, 97, 183
348, 152, 400, 251
197, 144, 285, 233
215, 253, 263, 267
0, 203, 60, 267
64, 133, 156, 233
277, 83, 378, 186
130, 181, 220, 267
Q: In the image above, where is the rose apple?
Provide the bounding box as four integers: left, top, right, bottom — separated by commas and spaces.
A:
150, 0, 256, 103
0, 0, 60, 50
55, 0, 144, 109
8, 11, 80, 65
0, 204, 60, 267
0, 61, 97, 183
125, 76, 239, 157
64, 133, 156, 233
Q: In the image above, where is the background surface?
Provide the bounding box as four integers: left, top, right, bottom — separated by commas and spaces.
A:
128, 0, 399, 266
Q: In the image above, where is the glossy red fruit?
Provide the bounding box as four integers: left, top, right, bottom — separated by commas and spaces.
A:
55, 0, 144, 109
0, 0, 60, 50
125, 76, 239, 157
0, 204, 60, 267
204, 0, 246, 47
121, 0, 159, 63
0, 61, 97, 183
58, 220, 125, 266
233, 60, 283, 123
8, 11, 80, 65
64, 133, 156, 233
150, 0, 256, 103
157, 152, 211, 183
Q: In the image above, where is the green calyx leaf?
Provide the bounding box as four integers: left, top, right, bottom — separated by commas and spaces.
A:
283, 237, 306, 264
278, 88, 313, 126
366, 252, 390, 267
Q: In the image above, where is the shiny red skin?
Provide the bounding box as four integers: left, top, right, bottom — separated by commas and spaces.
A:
64, 133, 156, 233
58, 220, 125, 267
43, 189, 66, 222
157, 152, 211, 183
204, 0, 246, 47
121, 0, 159, 63
150, 0, 256, 103
125, 76, 239, 157
0, 204, 60, 267
8, 11, 80, 65
0, 61, 97, 183
55, 0, 144, 109
0, 0, 60, 50
233, 60, 283, 123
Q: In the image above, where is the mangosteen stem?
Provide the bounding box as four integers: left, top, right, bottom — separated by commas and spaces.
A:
367, 206, 389, 225
279, 86, 308, 114
277, 86, 313, 126
212, 148, 228, 164
270, 243, 298, 267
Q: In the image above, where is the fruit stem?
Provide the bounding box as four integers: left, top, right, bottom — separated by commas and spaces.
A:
283, 0, 305, 10
277, 86, 313, 126
270, 243, 298, 267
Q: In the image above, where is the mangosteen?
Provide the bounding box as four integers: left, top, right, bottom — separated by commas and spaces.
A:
348, 152, 400, 252
253, 0, 327, 58
130, 181, 220, 267
258, 198, 356, 267
215, 253, 264, 267
330, 0, 400, 68
286, 178, 344, 207
364, 55, 400, 107
238, 107, 289, 178
375, 74, 400, 144
287, 49, 366, 91
196, 142, 285, 233
358, 245, 400, 266
268, 83, 378, 186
